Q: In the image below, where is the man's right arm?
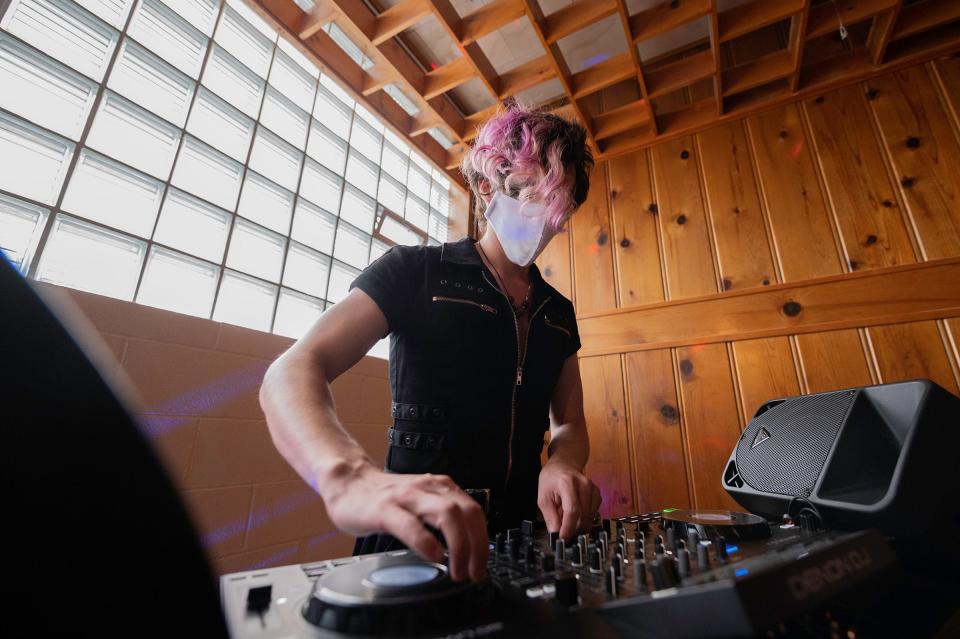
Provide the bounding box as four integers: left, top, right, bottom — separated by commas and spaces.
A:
258, 288, 488, 582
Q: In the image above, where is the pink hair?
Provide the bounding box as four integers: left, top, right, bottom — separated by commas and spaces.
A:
460, 101, 593, 231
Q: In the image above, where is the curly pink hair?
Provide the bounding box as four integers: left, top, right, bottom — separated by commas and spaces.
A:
460, 100, 593, 231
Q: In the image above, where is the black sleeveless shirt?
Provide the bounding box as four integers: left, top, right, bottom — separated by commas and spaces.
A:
348, 237, 581, 554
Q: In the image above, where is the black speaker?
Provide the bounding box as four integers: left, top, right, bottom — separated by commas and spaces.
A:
723, 379, 960, 537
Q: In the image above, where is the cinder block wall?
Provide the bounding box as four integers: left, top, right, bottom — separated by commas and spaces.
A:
37, 283, 391, 575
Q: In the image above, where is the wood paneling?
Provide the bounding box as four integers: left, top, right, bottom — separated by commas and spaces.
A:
608, 150, 665, 308
579, 355, 634, 517
868, 321, 960, 394
650, 136, 719, 299
536, 227, 573, 302
746, 103, 843, 280
570, 162, 618, 314
795, 329, 874, 393
804, 85, 918, 270
556, 59, 960, 517
623, 349, 690, 512
675, 343, 743, 510
577, 258, 960, 355
697, 121, 777, 291
732, 337, 802, 420
868, 65, 960, 259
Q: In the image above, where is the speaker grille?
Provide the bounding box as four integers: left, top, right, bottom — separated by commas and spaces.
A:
736, 390, 856, 496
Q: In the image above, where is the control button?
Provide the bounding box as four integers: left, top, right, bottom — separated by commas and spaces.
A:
521, 520, 535, 538
554, 573, 579, 607
506, 528, 521, 542
697, 542, 710, 572
589, 547, 602, 573
633, 559, 647, 587
614, 553, 624, 581
717, 536, 729, 563
508, 538, 521, 561
494, 533, 505, 555
687, 530, 700, 550
677, 547, 690, 578
606, 566, 618, 597
548, 531, 559, 548
570, 543, 583, 567
555, 538, 565, 560
525, 542, 537, 565
541, 551, 555, 572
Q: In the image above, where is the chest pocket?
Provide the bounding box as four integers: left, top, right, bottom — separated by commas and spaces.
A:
426, 274, 503, 358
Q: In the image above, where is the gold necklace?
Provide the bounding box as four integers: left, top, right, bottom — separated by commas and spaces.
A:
477, 243, 532, 317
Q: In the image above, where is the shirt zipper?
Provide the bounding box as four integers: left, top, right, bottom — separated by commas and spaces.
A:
543, 315, 571, 338
431, 296, 498, 314
482, 268, 551, 489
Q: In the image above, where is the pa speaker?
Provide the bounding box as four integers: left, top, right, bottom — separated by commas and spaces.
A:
723, 379, 960, 537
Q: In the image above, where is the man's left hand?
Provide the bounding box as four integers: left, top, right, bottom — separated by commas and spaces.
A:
537, 460, 601, 539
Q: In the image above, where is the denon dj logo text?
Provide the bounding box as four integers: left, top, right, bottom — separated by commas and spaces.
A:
787, 549, 873, 601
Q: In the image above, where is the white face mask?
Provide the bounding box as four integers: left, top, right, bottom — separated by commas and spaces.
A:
484, 191, 560, 268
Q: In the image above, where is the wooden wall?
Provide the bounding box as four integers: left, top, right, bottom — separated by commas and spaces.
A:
535, 55, 960, 516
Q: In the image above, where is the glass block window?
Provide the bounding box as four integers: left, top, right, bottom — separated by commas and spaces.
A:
0, 0, 457, 356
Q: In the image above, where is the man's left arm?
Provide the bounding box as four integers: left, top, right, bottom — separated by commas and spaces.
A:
538, 354, 602, 539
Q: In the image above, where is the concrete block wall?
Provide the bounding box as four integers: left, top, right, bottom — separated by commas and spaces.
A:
37, 283, 391, 575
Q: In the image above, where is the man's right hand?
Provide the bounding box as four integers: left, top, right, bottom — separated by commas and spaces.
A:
320, 462, 489, 583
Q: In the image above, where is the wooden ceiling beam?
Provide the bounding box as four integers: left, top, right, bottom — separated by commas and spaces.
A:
892, 0, 960, 41
569, 52, 636, 99
867, 1, 902, 64
425, 0, 501, 103
595, 33, 960, 161
718, 0, 805, 43
421, 55, 476, 100
630, 0, 712, 43
497, 54, 556, 99
787, 0, 811, 92
722, 48, 793, 97
707, 0, 723, 115
806, 0, 898, 41
310, 0, 466, 143
593, 99, 651, 140
253, 0, 463, 188
612, 0, 655, 134
541, 0, 618, 44
371, 0, 433, 45
459, 0, 526, 46
644, 48, 716, 98
520, 0, 596, 144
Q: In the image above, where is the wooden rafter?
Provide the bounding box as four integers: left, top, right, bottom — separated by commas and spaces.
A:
867, 0, 902, 65
788, 0, 811, 92
251, 0, 959, 177
707, 0, 723, 115
519, 0, 597, 144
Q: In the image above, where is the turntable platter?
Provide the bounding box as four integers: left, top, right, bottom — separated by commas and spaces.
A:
660, 508, 771, 541
302, 553, 489, 635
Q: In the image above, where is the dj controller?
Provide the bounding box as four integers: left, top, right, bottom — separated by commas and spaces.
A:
220, 509, 898, 638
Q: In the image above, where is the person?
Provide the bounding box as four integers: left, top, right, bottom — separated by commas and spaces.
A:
259, 101, 601, 585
